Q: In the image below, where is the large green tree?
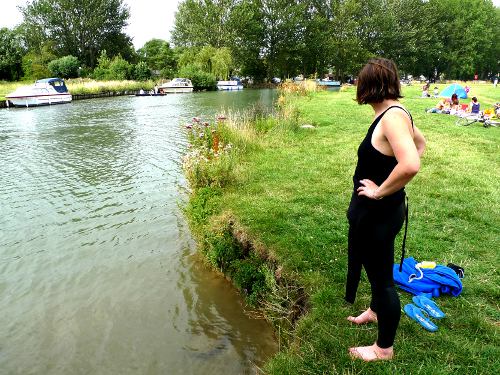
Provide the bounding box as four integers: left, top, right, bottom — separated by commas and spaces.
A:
173, 0, 266, 79
299, 3, 332, 78
172, 0, 239, 48
171, 0, 500, 81
22, 42, 57, 80
259, 0, 307, 78
308, 0, 379, 80
137, 39, 176, 74
0, 27, 25, 80
370, 0, 441, 79
19, 0, 132, 68
427, 0, 499, 80
177, 46, 234, 79
227, 0, 267, 80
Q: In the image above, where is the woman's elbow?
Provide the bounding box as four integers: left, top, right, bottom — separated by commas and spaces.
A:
420, 138, 427, 151
415, 135, 426, 155
402, 160, 421, 177
417, 143, 426, 157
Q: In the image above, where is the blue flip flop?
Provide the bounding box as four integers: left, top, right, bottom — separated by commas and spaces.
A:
412, 295, 446, 319
404, 304, 438, 332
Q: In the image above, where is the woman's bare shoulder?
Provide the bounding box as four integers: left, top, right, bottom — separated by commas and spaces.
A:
381, 107, 412, 128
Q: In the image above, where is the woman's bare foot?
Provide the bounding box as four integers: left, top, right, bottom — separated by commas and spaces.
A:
349, 343, 393, 361
347, 308, 377, 324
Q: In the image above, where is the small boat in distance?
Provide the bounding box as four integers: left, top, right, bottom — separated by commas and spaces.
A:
6, 78, 72, 108
135, 88, 166, 96
217, 78, 243, 91
158, 78, 194, 93
316, 79, 341, 88
135, 92, 167, 96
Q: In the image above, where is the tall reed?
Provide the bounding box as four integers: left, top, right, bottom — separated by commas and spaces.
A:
66, 78, 154, 94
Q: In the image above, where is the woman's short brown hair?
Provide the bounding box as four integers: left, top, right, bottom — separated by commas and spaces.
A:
356, 58, 403, 104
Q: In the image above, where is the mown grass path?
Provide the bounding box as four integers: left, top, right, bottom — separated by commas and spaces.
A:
216, 84, 499, 374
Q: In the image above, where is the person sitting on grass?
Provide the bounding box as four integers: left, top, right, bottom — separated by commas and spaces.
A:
421, 84, 430, 97
449, 93, 460, 115
483, 107, 494, 119
427, 97, 448, 113
467, 97, 480, 114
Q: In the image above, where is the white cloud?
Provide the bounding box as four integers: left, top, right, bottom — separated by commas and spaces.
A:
0, 0, 27, 28
125, 0, 181, 48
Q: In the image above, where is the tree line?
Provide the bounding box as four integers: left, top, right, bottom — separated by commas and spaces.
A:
1, 0, 499, 84
173, 0, 500, 81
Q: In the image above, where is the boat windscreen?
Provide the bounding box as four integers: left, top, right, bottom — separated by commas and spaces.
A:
50, 80, 69, 93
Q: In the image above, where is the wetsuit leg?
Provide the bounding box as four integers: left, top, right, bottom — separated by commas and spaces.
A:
359, 204, 405, 348
345, 224, 362, 303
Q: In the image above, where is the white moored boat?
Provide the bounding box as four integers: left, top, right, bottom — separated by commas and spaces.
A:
158, 78, 194, 93
316, 79, 341, 87
6, 78, 72, 108
217, 79, 243, 91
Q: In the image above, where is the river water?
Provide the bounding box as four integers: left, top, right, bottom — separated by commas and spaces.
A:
0, 90, 277, 374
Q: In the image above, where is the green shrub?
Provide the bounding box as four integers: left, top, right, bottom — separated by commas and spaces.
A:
183, 150, 235, 189
185, 187, 222, 226
92, 51, 132, 81
92, 50, 110, 80
48, 55, 80, 78
22, 56, 51, 80
160, 66, 175, 79
230, 258, 268, 305
204, 229, 243, 270
92, 66, 107, 80
108, 55, 132, 80
133, 61, 151, 81
77, 66, 92, 78
182, 122, 235, 189
22, 47, 55, 80
178, 64, 216, 91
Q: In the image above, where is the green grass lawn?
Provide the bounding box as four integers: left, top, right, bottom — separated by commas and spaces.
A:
188, 83, 499, 374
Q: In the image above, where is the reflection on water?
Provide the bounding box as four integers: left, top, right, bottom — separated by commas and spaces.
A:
0, 91, 277, 374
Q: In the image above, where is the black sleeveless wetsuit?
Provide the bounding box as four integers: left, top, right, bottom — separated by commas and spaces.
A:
345, 105, 412, 348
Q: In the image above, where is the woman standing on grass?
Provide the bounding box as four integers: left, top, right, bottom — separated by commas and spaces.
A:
344, 58, 426, 361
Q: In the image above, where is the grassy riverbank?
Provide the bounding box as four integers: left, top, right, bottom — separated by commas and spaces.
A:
66, 78, 154, 95
0, 79, 154, 100
0, 81, 25, 100
184, 83, 499, 374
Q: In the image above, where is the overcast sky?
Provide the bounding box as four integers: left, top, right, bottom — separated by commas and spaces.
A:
0, 0, 182, 49
1, 0, 500, 50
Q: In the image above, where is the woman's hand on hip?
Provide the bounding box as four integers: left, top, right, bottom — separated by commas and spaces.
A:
357, 179, 382, 200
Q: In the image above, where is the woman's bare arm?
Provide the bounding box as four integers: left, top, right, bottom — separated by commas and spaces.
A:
413, 125, 426, 157
357, 110, 423, 200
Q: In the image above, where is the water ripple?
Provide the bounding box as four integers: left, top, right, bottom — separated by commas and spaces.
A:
0, 92, 277, 374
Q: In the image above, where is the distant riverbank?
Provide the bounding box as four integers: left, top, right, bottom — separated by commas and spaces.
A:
0, 79, 155, 108
183, 82, 499, 374
0, 78, 281, 108
0, 91, 148, 108
0, 79, 154, 99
